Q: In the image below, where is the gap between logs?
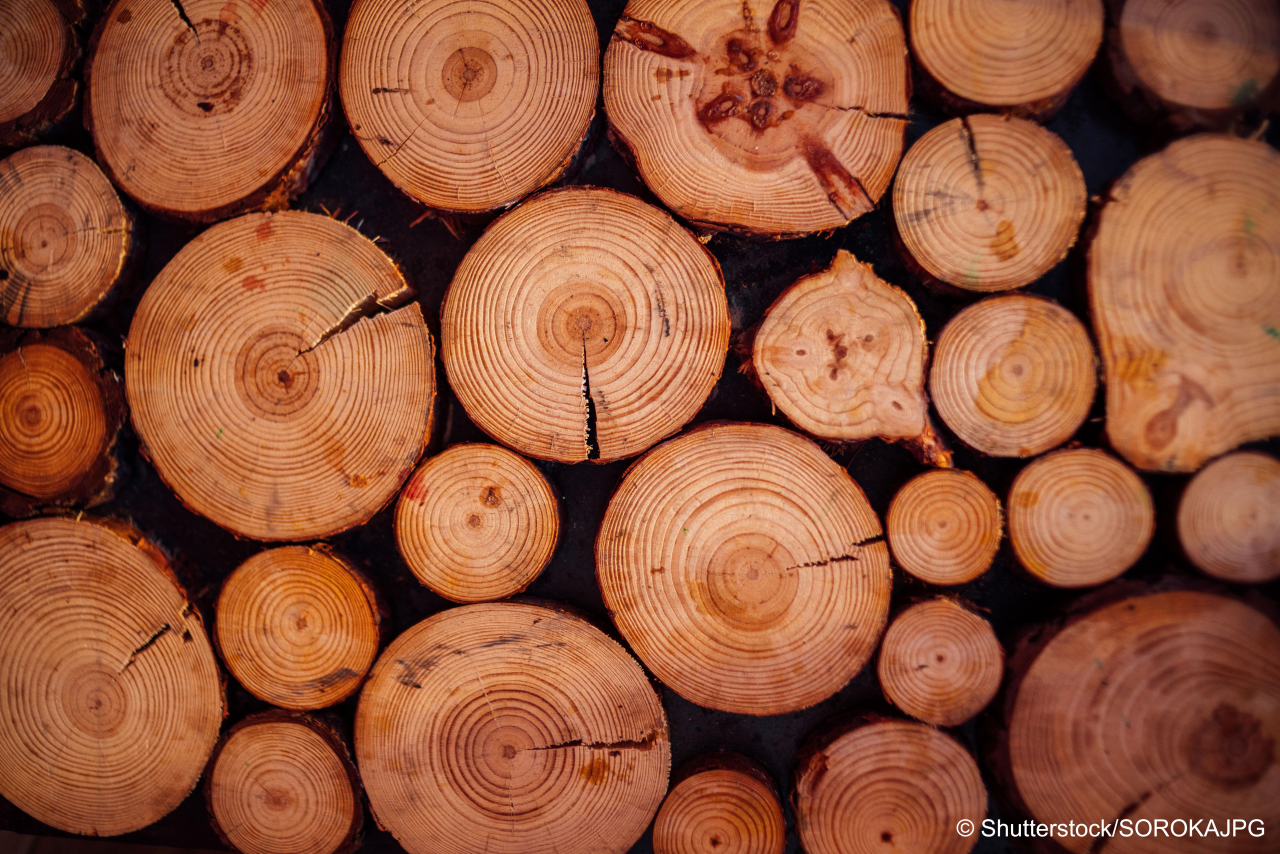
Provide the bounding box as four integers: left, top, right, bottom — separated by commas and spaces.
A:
118, 623, 171, 674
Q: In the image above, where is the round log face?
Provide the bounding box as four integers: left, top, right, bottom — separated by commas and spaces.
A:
0, 0, 74, 129
910, 0, 1103, 111
596, 422, 890, 715
355, 601, 670, 854
87, 0, 332, 219
893, 115, 1086, 292
603, 0, 908, 237
794, 720, 986, 854
1007, 591, 1280, 854
930, 294, 1096, 458
125, 210, 434, 541
0, 146, 136, 328
0, 517, 223, 837
442, 187, 728, 463
396, 443, 560, 603
1119, 0, 1280, 112
216, 546, 382, 709
1178, 451, 1280, 583
653, 759, 785, 854
208, 716, 361, 854
886, 469, 1001, 586
1008, 448, 1155, 588
1089, 135, 1280, 472
341, 0, 599, 214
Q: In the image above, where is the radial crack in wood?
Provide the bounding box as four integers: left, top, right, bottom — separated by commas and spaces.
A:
1178, 451, 1280, 583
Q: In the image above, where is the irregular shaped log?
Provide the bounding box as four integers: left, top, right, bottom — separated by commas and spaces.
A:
0, 0, 79, 148
442, 187, 728, 463
341, 0, 598, 214
597, 422, 891, 715
794, 718, 986, 854
603, 0, 909, 237
930, 294, 1096, 458
216, 545, 384, 709
653, 753, 785, 854
1089, 134, 1280, 472
877, 598, 1003, 727
86, 0, 336, 221
747, 249, 948, 464
1107, 0, 1280, 131
1007, 448, 1154, 588
396, 443, 560, 602
893, 115, 1086, 293
909, 0, 1104, 118
356, 601, 670, 854
206, 712, 362, 854
125, 210, 435, 541
1178, 451, 1280, 583
994, 589, 1280, 854
0, 145, 141, 327
0, 516, 223, 836
0, 327, 124, 516
886, 469, 1001, 586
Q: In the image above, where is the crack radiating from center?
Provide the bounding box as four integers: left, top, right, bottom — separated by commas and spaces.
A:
581, 341, 600, 460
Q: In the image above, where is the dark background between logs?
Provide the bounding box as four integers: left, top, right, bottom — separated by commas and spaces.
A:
3, 1, 1278, 852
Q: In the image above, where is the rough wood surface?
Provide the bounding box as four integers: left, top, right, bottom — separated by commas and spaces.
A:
396, 442, 560, 603
341, 0, 598, 214
215, 545, 383, 709
653, 753, 785, 854
909, 0, 1103, 118
206, 712, 362, 854
596, 422, 891, 715
603, 0, 909, 237
0, 0, 80, 148
1089, 134, 1280, 472
893, 115, 1086, 292
930, 294, 1097, 458
442, 187, 728, 463
886, 469, 1001, 586
1178, 451, 1280, 583
86, 0, 336, 221
125, 210, 434, 541
0, 516, 224, 837
355, 601, 669, 854
0, 145, 140, 327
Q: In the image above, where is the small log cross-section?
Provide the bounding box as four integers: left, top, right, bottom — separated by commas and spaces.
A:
794, 719, 986, 854
396, 443, 560, 603
206, 712, 363, 854
126, 210, 435, 541
86, 0, 336, 221
0, 145, 140, 327
1007, 448, 1155, 588
603, 0, 909, 237
355, 602, 670, 854
998, 590, 1280, 854
341, 0, 599, 215
749, 249, 948, 464
0, 517, 224, 837
894, 115, 1087, 293
596, 422, 891, 715
1089, 134, 1280, 472
0, 327, 124, 517
886, 469, 1001, 586
216, 546, 384, 709
0, 0, 79, 148
909, 0, 1104, 119
930, 294, 1096, 458
1178, 451, 1280, 583
653, 754, 786, 854
877, 598, 1003, 727
442, 187, 728, 463
1108, 0, 1280, 131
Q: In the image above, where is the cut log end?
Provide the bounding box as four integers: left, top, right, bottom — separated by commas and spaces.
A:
894, 116, 1086, 292
930, 294, 1096, 458
877, 598, 1003, 727
653, 754, 785, 854
887, 469, 1001, 586
396, 443, 560, 603
216, 546, 382, 709
0, 0, 79, 148
1178, 451, 1280, 583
